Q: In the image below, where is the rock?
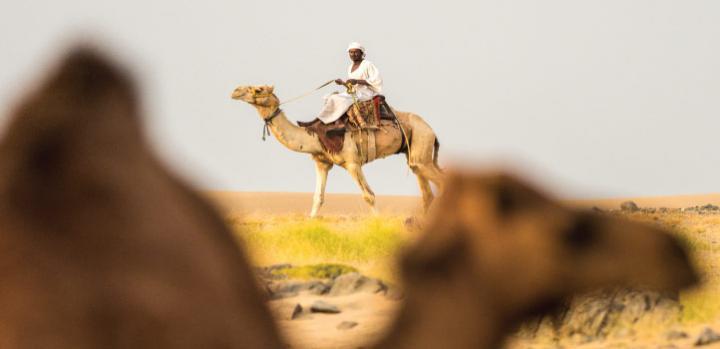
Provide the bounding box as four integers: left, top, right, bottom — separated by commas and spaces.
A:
329, 272, 387, 296
383, 283, 404, 301
404, 216, 427, 231
701, 204, 720, 211
620, 201, 640, 212
310, 300, 341, 314
267, 280, 333, 299
255, 264, 293, 281
694, 327, 720, 346
337, 321, 358, 330
291, 304, 303, 320
666, 329, 689, 340
534, 288, 683, 340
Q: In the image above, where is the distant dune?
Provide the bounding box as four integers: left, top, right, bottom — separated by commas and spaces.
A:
206, 191, 720, 216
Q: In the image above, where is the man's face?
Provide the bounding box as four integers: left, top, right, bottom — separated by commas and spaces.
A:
348, 49, 363, 62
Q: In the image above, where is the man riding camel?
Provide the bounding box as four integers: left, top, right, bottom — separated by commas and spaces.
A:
317, 42, 383, 124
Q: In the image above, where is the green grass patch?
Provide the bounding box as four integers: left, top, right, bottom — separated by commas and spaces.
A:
231, 215, 408, 281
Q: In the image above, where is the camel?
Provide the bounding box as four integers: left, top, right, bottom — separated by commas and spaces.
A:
375, 171, 698, 349
231, 85, 443, 217
0, 47, 698, 349
0, 48, 284, 348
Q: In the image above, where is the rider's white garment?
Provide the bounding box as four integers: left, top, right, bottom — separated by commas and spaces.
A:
317, 60, 383, 124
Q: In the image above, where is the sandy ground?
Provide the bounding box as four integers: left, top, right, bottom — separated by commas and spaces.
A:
268, 293, 399, 349
210, 191, 720, 348
207, 191, 720, 217
207, 191, 423, 217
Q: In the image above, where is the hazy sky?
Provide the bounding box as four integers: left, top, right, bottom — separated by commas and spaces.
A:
1, 1, 718, 198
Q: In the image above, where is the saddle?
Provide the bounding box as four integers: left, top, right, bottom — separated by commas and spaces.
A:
298, 95, 397, 154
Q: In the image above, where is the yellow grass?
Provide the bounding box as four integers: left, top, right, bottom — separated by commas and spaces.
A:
214, 189, 720, 329
227, 210, 720, 327
229, 215, 409, 282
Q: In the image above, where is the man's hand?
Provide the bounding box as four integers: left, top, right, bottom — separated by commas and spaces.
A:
334, 79, 345, 85
347, 79, 367, 86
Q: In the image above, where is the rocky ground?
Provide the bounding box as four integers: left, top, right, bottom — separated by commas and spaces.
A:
258, 264, 720, 348
257, 265, 402, 349
248, 202, 720, 348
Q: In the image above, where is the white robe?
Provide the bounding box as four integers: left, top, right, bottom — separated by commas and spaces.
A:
317, 60, 383, 124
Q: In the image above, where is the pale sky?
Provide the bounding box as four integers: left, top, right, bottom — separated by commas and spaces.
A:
1, 1, 718, 198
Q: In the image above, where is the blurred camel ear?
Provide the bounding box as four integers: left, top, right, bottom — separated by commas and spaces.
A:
268, 85, 274, 93
0, 46, 141, 209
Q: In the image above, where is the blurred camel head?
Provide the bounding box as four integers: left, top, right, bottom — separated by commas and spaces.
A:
377, 171, 698, 349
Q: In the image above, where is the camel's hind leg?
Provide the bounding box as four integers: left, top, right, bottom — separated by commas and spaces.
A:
346, 163, 378, 215
310, 158, 332, 218
408, 140, 444, 193
406, 127, 443, 191
415, 175, 434, 212
416, 163, 444, 191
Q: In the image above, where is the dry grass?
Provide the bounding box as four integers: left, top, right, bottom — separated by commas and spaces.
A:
228, 215, 409, 281
226, 210, 720, 328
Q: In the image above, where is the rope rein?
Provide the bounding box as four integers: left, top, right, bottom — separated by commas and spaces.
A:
279, 79, 335, 105
255, 79, 334, 141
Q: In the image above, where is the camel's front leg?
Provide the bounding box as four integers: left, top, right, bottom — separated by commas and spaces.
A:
346, 164, 378, 215
310, 159, 333, 218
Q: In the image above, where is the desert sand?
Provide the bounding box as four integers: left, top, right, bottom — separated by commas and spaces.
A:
207, 191, 720, 217
207, 191, 423, 217
208, 191, 720, 349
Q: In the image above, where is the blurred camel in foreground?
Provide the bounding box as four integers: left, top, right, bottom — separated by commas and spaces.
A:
0, 47, 697, 348
375, 171, 698, 348
0, 49, 283, 348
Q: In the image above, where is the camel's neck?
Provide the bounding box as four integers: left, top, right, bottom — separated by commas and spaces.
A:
375, 274, 506, 349
255, 106, 323, 154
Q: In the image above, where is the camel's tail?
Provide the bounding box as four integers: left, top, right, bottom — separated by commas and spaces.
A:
433, 138, 442, 172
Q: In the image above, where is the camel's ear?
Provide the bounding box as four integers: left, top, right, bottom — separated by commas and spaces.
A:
0, 46, 141, 212
268, 85, 274, 93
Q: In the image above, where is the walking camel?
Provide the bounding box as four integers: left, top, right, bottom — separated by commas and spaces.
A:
0, 48, 698, 348
231, 85, 443, 216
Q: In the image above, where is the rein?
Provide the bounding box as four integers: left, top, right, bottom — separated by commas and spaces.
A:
279, 79, 335, 105
249, 79, 334, 141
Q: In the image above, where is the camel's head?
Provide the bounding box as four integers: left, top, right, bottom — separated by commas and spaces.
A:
231, 85, 279, 109
403, 171, 699, 322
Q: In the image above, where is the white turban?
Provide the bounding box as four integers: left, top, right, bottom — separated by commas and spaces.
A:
347, 42, 365, 52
